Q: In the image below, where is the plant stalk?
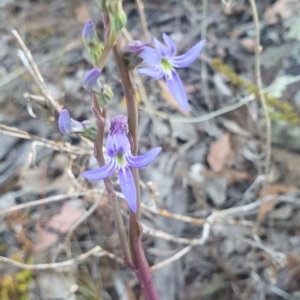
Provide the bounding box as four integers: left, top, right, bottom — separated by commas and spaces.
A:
92, 94, 135, 269
112, 38, 159, 300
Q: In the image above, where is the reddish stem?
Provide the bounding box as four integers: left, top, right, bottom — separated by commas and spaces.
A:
112, 39, 159, 300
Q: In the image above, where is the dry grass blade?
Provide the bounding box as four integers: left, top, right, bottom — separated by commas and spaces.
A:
248, 0, 272, 186
0, 124, 91, 156
12, 29, 62, 113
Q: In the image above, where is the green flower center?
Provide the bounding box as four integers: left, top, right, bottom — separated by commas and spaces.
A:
116, 152, 126, 166
160, 58, 172, 72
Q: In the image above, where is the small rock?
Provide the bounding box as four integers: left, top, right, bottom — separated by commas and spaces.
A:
171, 122, 197, 141
153, 119, 170, 139
188, 163, 205, 185
204, 176, 227, 206
269, 204, 293, 220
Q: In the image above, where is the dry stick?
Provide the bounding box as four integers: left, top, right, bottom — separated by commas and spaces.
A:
135, 0, 150, 42
0, 246, 120, 271
140, 94, 255, 123
0, 191, 100, 216
141, 203, 254, 227
0, 124, 90, 156
248, 0, 271, 186
201, 0, 211, 110
151, 246, 191, 272
113, 39, 159, 300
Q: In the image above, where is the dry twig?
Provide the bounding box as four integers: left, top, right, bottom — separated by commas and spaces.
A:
0, 191, 101, 216
0, 124, 91, 156
248, 0, 272, 185
0, 246, 121, 271
151, 246, 191, 272
135, 0, 150, 42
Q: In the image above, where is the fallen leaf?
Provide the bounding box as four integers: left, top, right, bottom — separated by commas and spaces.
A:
35, 229, 59, 252
264, 0, 293, 25
240, 38, 256, 53
207, 132, 234, 173
47, 202, 85, 234
257, 198, 277, 223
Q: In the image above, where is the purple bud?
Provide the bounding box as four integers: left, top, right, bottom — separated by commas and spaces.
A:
82, 20, 99, 48
110, 114, 128, 135
58, 109, 84, 135
58, 109, 73, 134
123, 41, 150, 69
123, 41, 148, 55
83, 68, 102, 93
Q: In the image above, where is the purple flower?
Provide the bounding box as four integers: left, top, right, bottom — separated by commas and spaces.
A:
137, 34, 206, 112
58, 109, 84, 134
83, 68, 103, 94
82, 114, 161, 213
123, 40, 149, 55
123, 41, 150, 70
82, 20, 99, 48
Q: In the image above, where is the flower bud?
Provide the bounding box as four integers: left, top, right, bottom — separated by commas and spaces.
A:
109, 10, 127, 34
81, 121, 97, 142
88, 46, 103, 66
95, 84, 114, 107
58, 109, 84, 135
122, 41, 147, 69
110, 114, 128, 135
82, 20, 101, 49
83, 68, 103, 94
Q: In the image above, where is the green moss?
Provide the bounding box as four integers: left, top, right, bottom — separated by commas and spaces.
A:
0, 258, 32, 300
211, 58, 300, 125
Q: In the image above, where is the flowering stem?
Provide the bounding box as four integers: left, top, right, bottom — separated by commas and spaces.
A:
97, 42, 112, 70
92, 94, 135, 269
113, 38, 159, 300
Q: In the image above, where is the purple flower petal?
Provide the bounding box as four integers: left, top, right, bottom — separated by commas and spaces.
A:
137, 67, 164, 80
139, 47, 161, 66
114, 133, 131, 154
82, 159, 116, 181
110, 114, 128, 135
82, 20, 97, 46
123, 40, 148, 55
165, 71, 189, 112
127, 147, 162, 168
83, 68, 102, 93
154, 38, 168, 57
171, 40, 206, 68
58, 109, 72, 134
71, 119, 84, 132
106, 134, 117, 157
162, 33, 176, 57
118, 166, 137, 213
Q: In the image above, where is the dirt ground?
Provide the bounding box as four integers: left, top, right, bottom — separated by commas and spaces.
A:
1, 0, 300, 299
